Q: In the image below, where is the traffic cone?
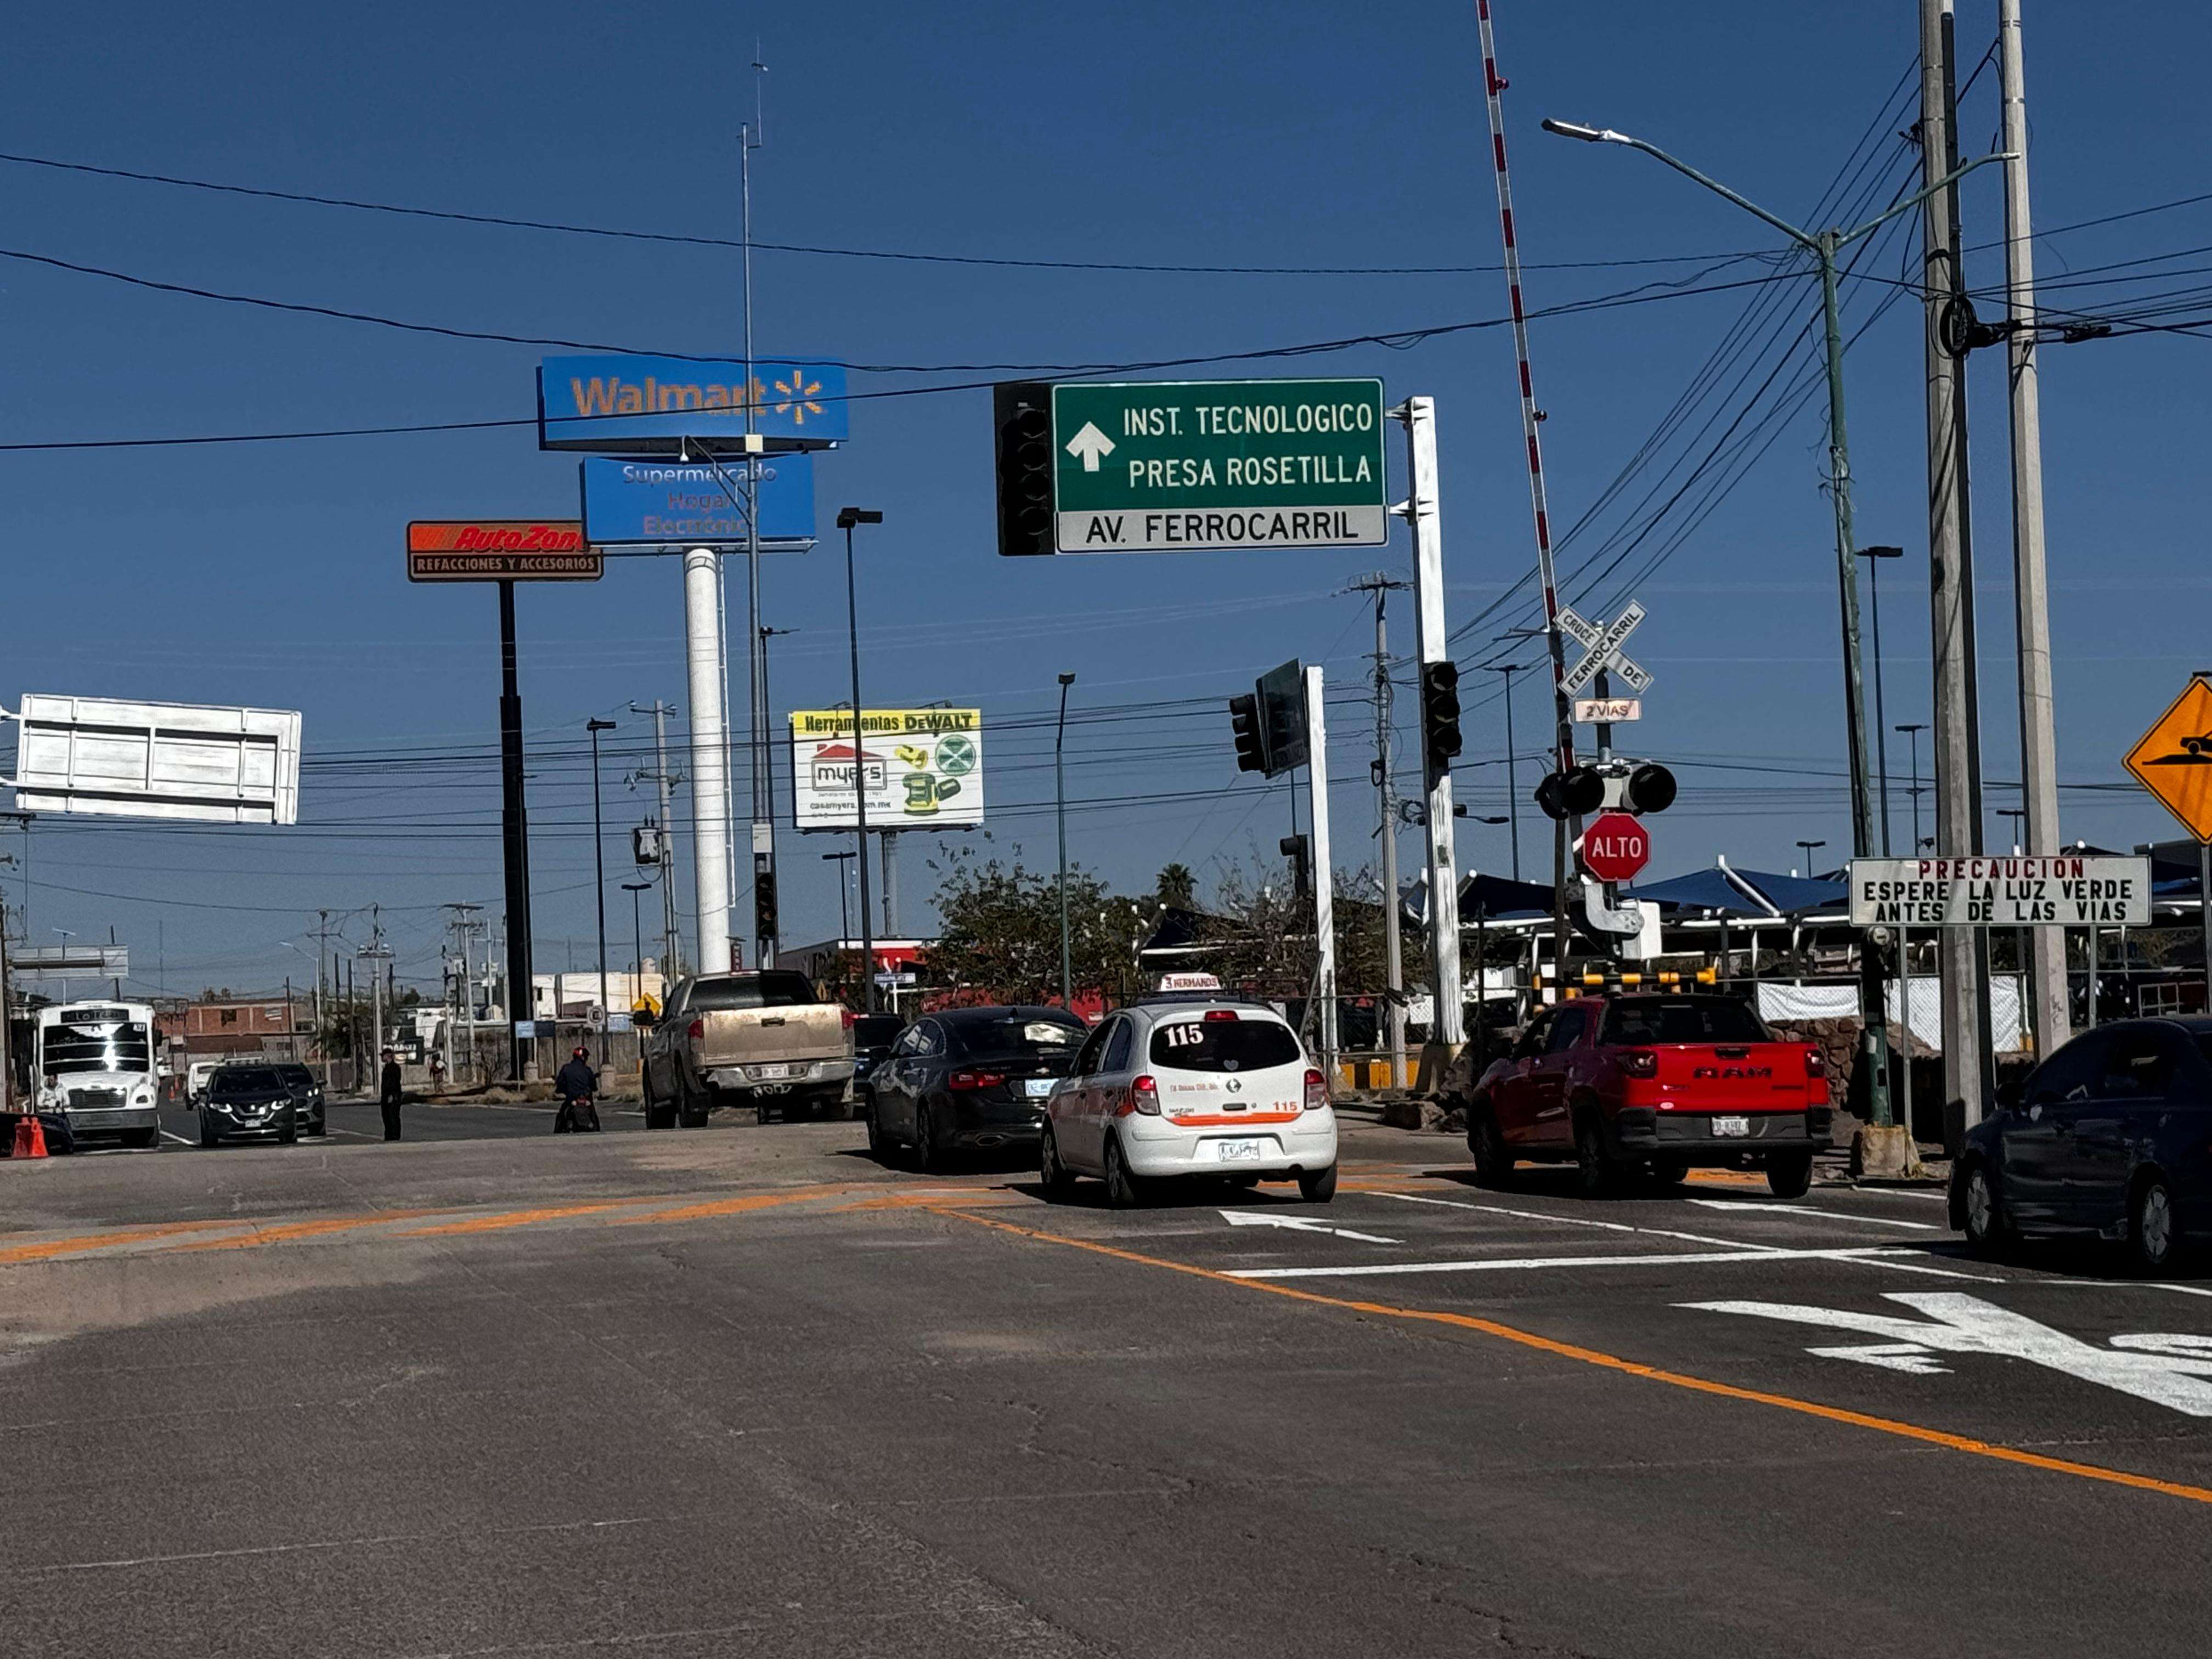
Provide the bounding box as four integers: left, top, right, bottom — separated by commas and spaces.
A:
12, 1115, 49, 1159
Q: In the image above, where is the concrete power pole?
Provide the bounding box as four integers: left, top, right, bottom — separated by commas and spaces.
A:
682, 550, 735, 975
1999, 0, 2068, 1053
631, 699, 684, 980
1347, 573, 1410, 1086
1921, 0, 1993, 1144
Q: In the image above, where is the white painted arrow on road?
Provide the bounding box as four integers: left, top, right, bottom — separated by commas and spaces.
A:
1064, 421, 1115, 472
1220, 1210, 1399, 1244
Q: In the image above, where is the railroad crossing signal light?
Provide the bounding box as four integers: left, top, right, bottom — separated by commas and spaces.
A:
1625, 761, 1677, 814
1228, 693, 1268, 774
753, 872, 780, 942
1419, 660, 1462, 776
1536, 766, 1606, 820
992, 380, 1054, 557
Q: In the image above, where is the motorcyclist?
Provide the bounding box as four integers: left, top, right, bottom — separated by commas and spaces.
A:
553, 1045, 601, 1133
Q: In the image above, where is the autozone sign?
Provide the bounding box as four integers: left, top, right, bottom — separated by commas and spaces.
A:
1580, 811, 1651, 883
405, 521, 604, 582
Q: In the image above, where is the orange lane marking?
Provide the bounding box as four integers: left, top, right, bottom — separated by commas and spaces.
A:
396, 1202, 630, 1238
612, 1184, 861, 1226
1686, 1169, 1770, 1189
932, 1206, 2212, 1509
833, 1189, 1029, 1213
165, 1210, 448, 1253
0, 1218, 251, 1266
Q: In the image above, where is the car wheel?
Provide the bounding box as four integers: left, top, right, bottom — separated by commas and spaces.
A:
1103, 1135, 1147, 1209
310, 1115, 327, 1138
127, 1126, 161, 1150
915, 1101, 944, 1173
200, 1121, 219, 1149
641, 1069, 670, 1131
1039, 1125, 1075, 1199
1469, 1101, 1514, 1189
1573, 1111, 1620, 1199
1960, 1160, 2011, 1256
1765, 1150, 1814, 1200
1297, 1163, 1339, 1204
676, 1077, 710, 1130
2129, 1171, 2181, 1276
278, 1125, 298, 1146
1649, 1158, 1689, 1188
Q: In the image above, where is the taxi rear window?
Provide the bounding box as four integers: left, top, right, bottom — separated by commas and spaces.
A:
1149, 1017, 1300, 1074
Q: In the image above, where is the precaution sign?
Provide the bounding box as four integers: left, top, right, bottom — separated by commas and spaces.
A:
2123, 677, 2212, 842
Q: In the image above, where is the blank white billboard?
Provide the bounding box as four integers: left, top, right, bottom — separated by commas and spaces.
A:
9, 694, 301, 825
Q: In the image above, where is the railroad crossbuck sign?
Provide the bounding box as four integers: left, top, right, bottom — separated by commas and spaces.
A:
2124, 676, 2212, 842
1558, 602, 1652, 697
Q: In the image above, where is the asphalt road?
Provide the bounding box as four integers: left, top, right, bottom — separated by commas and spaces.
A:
6, 1114, 2211, 1657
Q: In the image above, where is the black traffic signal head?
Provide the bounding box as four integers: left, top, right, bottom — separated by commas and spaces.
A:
992, 380, 1054, 557
1536, 766, 1606, 820
1420, 660, 1462, 776
1228, 693, 1268, 774
1625, 762, 1677, 814
753, 873, 780, 942
1279, 833, 1312, 897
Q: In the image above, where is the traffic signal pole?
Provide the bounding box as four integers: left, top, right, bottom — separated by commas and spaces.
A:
1397, 397, 1464, 1065
1304, 666, 1339, 1072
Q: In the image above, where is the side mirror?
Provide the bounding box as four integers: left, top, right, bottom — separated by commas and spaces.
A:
631, 1009, 656, 1030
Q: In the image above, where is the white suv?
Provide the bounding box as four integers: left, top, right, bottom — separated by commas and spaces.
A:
1040, 998, 1338, 1207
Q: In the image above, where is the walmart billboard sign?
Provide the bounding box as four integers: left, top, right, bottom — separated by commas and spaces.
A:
537, 354, 848, 453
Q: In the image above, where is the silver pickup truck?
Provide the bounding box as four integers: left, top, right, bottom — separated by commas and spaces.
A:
639, 969, 854, 1127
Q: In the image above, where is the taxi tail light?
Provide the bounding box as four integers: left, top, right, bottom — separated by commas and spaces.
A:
1303, 1068, 1328, 1111
1122, 1075, 1161, 1116
686, 1019, 706, 1042
947, 1070, 1005, 1092
1618, 1049, 1658, 1079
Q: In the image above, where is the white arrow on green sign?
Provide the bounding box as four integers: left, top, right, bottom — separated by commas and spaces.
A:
1050, 379, 1387, 553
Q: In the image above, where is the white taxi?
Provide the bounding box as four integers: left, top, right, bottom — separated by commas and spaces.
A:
1040, 997, 1337, 1207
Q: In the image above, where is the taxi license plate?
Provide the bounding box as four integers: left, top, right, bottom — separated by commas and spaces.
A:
1215, 1139, 1263, 1163
1024, 1077, 1057, 1099
1713, 1115, 1751, 1138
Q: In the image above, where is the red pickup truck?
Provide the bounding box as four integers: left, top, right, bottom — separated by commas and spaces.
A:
1460, 993, 1831, 1198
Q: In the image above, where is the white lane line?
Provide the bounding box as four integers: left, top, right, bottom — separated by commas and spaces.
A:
1220, 1210, 1400, 1245
1688, 1200, 1938, 1230
159, 1132, 196, 1146
1228, 1246, 1963, 1282
1372, 1189, 1999, 1282
328, 1127, 381, 1141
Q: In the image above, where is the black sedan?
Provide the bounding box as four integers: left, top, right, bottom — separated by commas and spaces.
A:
864, 1006, 1088, 1171
850, 1014, 905, 1092
1951, 1017, 2212, 1272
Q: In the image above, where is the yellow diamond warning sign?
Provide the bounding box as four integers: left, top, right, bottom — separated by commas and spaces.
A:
2124, 677, 2212, 842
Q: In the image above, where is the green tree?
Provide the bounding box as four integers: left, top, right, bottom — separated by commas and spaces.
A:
924, 845, 1129, 1005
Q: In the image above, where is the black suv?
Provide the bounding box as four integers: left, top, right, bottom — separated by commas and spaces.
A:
200, 1065, 301, 1147
270, 1062, 327, 1136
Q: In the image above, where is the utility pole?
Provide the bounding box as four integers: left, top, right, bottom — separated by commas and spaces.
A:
360, 910, 391, 1088
497, 581, 538, 1080
1395, 397, 1464, 1069
313, 909, 330, 1066
1922, 0, 1993, 1143
738, 54, 781, 974
1999, 0, 2068, 1054
1486, 662, 1524, 882
879, 830, 899, 936
587, 718, 617, 1066
445, 904, 481, 1085
630, 699, 684, 979
1347, 573, 1409, 1085
1304, 665, 1339, 1072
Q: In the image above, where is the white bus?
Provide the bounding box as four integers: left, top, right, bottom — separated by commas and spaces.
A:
34, 1001, 162, 1148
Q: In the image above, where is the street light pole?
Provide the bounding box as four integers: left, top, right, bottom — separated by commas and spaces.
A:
622, 881, 651, 1003
1898, 724, 1929, 851
1487, 663, 1522, 882
822, 851, 854, 944
1055, 672, 1076, 1008
586, 718, 617, 1067
1542, 119, 2005, 1138
1858, 545, 1904, 856
1797, 839, 1827, 879
836, 508, 883, 1013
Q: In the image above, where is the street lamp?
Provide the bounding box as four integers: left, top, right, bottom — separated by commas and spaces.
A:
1998, 808, 2027, 855
1897, 724, 1929, 853
1857, 545, 1905, 856
586, 717, 617, 1065
1797, 839, 1827, 879
51, 927, 75, 1003
1056, 672, 1076, 1008
1542, 116, 2004, 865
821, 850, 855, 943
836, 507, 883, 1013
620, 879, 652, 979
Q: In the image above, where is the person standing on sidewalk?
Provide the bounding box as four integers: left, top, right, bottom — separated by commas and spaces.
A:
379, 1048, 405, 1141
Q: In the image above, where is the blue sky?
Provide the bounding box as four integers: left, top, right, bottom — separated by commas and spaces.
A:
2, 1, 2208, 1000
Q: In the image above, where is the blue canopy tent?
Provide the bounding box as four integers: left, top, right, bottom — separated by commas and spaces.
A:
1630, 862, 1846, 918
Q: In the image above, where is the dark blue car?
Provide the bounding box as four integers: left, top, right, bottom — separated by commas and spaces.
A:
1951, 1017, 2212, 1273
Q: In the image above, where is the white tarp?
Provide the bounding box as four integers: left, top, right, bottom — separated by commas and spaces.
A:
10, 693, 300, 824
1756, 977, 2032, 1054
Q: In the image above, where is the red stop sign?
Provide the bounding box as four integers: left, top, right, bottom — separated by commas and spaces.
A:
1581, 811, 1650, 883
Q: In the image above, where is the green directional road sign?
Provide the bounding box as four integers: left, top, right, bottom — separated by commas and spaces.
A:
1050, 379, 1387, 553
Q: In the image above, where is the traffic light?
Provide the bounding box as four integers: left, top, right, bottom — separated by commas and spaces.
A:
753, 871, 780, 943
992, 380, 1054, 557
1624, 762, 1677, 814
1229, 693, 1268, 774
1536, 766, 1606, 820
1419, 660, 1462, 776
1279, 833, 1312, 898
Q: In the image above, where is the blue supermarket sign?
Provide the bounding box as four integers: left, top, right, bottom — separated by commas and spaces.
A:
537, 354, 848, 453
581, 454, 816, 547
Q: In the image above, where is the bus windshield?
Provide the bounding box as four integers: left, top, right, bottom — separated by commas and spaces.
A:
42, 1020, 154, 1077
